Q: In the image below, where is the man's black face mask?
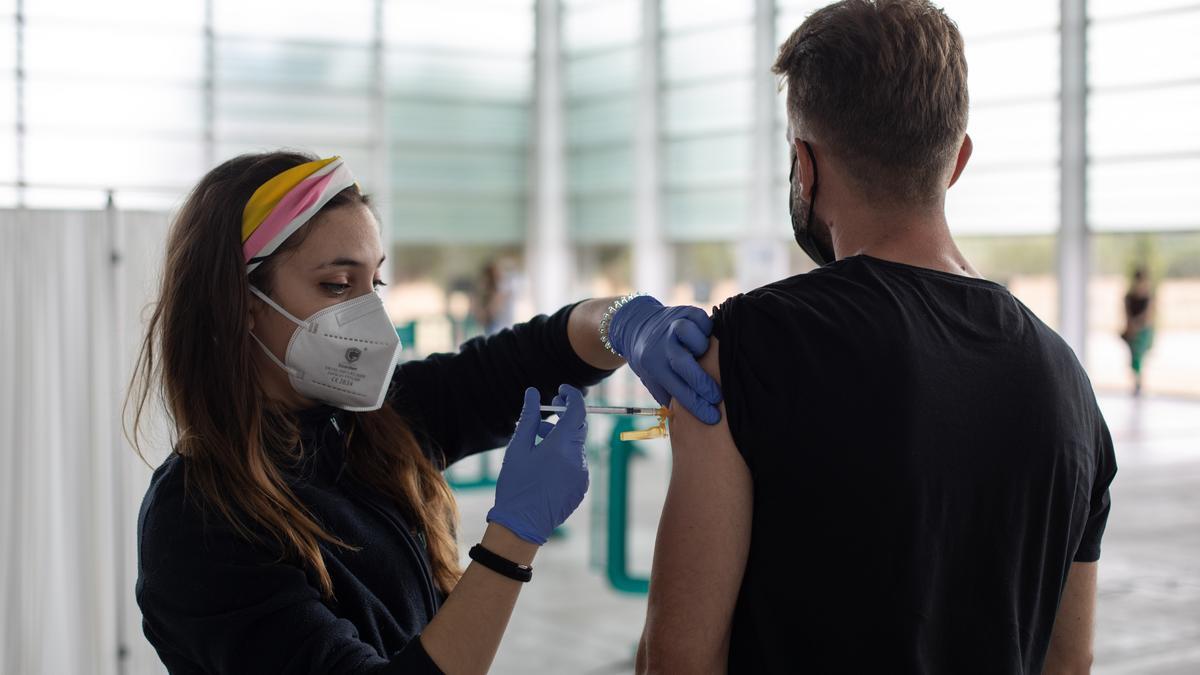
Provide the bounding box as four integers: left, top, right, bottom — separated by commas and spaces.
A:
789, 141, 836, 266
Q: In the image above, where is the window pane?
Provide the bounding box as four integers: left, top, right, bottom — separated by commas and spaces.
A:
24, 24, 203, 82
662, 25, 753, 84
571, 195, 635, 243
663, 80, 753, 136
384, 1, 534, 247
662, 0, 753, 31
387, 1, 533, 54
388, 100, 530, 146
1090, 85, 1200, 159
387, 51, 531, 102
776, 6, 817, 45
0, 73, 14, 127
663, 133, 751, 188
392, 147, 527, 194
0, 18, 14, 71
1090, 159, 1200, 232
1090, 0, 1200, 20
216, 89, 372, 144
664, 187, 749, 241
26, 0, 204, 30
215, 0, 373, 42
968, 101, 1058, 167
563, 0, 639, 51
946, 166, 1058, 235
391, 196, 525, 243
22, 185, 111, 208
216, 39, 374, 91
25, 81, 204, 135
568, 145, 635, 194
0, 131, 15, 182
964, 32, 1059, 103
1089, 10, 1200, 90
25, 134, 205, 187
938, 0, 1058, 36
566, 48, 637, 98
780, 1, 1058, 40
567, 97, 635, 146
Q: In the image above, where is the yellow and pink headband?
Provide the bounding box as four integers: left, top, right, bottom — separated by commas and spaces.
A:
241, 156, 358, 273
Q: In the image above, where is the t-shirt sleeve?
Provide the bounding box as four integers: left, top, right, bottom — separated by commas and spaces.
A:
387, 301, 615, 468
1074, 411, 1118, 562
711, 294, 755, 472
136, 467, 443, 675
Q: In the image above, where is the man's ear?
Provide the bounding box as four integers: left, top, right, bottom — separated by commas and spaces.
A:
947, 133, 973, 189
793, 138, 817, 201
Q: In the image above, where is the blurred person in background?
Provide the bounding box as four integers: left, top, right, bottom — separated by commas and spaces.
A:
474, 258, 516, 335
635, 2, 1116, 673
127, 151, 722, 674
1122, 265, 1155, 396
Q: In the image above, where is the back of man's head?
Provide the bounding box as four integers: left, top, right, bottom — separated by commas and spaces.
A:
774, 0, 968, 206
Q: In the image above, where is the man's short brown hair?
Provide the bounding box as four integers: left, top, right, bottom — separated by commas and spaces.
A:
774, 0, 969, 204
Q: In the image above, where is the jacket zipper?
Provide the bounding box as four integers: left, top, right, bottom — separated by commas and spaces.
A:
328, 414, 440, 619
353, 489, 439, 619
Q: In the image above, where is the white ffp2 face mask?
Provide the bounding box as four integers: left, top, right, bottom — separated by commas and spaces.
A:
250, 286, 402, 412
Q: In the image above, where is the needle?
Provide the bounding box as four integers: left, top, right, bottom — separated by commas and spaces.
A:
539, 404, 664, 417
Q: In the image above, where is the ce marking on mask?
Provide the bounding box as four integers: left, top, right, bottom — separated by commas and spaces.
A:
329, 349, 369, 388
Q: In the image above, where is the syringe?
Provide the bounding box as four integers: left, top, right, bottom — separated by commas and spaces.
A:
539, 404, 664, 416
539, 404, 671, 441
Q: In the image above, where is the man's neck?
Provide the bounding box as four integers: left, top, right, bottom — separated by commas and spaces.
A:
831, 205, 980, 279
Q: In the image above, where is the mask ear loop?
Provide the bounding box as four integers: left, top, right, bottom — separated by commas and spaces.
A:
247, 285, 303, 377
249, 285, 306, 327
248, 331, 296, 376
802, 140, 821, 237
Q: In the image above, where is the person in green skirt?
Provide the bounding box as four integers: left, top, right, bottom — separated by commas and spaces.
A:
1122, 266, 1155, 395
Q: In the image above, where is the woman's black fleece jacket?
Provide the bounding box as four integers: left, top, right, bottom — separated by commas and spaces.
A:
136, 302, 613, 674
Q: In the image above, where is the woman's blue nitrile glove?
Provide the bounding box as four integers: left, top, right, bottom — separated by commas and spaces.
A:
487, 385, 589, 545
607, 295, 723, 424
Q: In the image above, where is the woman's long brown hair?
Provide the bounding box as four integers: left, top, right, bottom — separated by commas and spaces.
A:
126, 151, 462, 597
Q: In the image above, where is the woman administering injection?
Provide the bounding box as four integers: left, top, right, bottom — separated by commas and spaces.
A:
129, 151, 722, 674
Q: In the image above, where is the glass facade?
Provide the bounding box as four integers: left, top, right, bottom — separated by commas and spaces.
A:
1, 0, 1196, 392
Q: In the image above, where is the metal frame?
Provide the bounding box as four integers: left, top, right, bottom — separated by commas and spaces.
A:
14, 0, 25, 207
740, 0, 791, 292
1059, 0, 1089, 357
529, 0, 571, 314
631, 0, 670, 298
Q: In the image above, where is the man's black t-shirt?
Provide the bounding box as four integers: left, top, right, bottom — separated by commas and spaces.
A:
712, 255, 1116, 674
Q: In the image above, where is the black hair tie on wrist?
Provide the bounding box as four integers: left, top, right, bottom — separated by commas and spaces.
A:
469, 544, 533, 583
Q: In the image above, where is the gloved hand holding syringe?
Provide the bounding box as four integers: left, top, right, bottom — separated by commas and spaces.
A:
539, 404, 671, 441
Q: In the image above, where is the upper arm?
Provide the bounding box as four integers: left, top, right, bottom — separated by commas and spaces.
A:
1043, 562, 1097, 675
640, 337, 752, 674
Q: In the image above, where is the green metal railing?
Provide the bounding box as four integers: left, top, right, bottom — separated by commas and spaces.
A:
603, 415, 651, 594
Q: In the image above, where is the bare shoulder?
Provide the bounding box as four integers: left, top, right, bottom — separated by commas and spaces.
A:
668, 336, 723, 438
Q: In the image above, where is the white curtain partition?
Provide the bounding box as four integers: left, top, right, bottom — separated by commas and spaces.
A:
0, 208, 171, 675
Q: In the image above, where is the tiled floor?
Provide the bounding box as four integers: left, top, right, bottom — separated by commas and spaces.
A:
451, 394, 1200, 674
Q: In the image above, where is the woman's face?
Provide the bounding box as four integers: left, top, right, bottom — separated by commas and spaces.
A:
249, 202, 387, 409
